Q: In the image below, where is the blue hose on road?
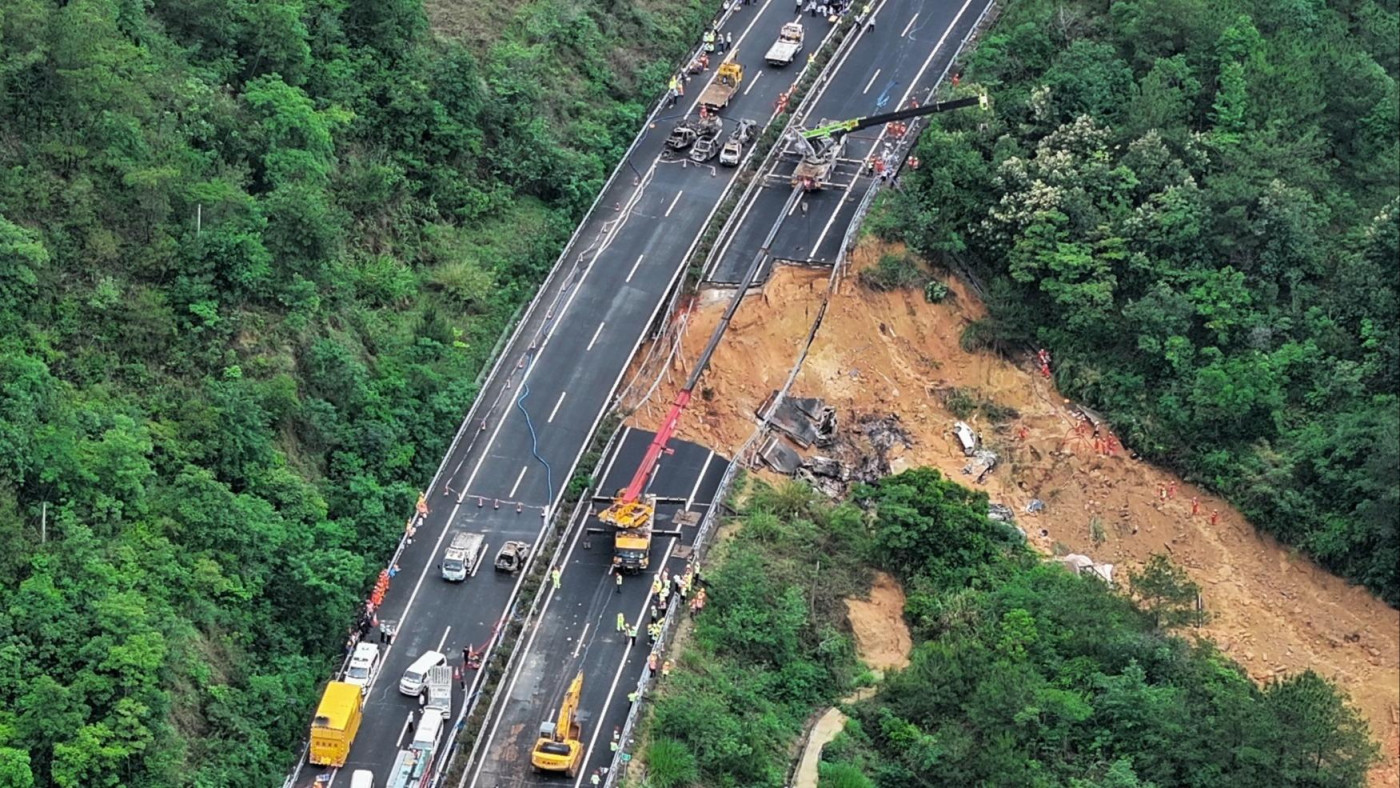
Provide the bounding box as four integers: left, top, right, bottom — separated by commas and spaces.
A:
515, 381, 555, 505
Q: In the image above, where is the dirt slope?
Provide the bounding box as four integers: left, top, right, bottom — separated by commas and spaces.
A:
845, 571, 913, 673
627, 243, 1400, 785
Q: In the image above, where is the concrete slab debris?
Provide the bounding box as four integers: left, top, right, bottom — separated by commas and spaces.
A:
759, 391, 837, 448
804, 456, 847, 480
758, 434, 803, 474
1057, 553, 1115, 585
797, 455, 851, 500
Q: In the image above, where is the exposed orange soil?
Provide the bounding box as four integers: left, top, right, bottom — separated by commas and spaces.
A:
845, 571, 914, 673
626, 242, 1400, 785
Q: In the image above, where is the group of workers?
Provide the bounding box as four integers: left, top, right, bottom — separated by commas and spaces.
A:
799, 0, 872, 25
702, 28, 734, 54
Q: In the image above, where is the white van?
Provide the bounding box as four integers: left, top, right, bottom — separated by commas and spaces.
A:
349, 770, 375, 788
412, 708, 444, 750
441, 531, 486, 582
399, 650, 447, 696
343, 642, 381, 692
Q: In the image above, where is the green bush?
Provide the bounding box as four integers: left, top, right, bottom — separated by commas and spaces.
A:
882, 0, 1400, 602
923, 279, 950, 303
643, 738, 700, 788
857, 252, 926, 291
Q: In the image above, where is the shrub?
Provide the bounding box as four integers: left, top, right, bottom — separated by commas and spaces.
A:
858, 252, 926, 291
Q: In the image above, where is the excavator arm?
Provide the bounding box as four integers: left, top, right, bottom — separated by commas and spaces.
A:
556, 672, 582, 737
531, 672, 584, 775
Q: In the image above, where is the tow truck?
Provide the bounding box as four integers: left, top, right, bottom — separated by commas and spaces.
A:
789, 92, 988, 190
530, 673, 584, 777
765, 22, 804, 66
698, 60, 744, 112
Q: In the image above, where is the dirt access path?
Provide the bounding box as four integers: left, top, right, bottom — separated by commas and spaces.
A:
627, 242, 1400, 785
793, 572, 913, 788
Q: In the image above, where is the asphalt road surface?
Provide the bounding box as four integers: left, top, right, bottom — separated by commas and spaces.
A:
465, 428, 725, 788
457, 1, 993, 786
706, 0, 990, 284
289, 1, 826, 785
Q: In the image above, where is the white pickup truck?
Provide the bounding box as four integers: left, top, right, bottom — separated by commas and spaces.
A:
440, 531, 485, 581
765, 22, 804, 66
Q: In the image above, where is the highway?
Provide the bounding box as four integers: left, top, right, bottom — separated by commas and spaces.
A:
289, 0, 824, 785
464, 428, 724, 788
707, 0, 988, 284
459, 0, 992, 786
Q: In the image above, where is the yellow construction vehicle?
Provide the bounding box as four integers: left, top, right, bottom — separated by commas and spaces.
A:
699, 60, 744, 112
596, 389, 695, 573
598, 493, 657, 572
531, 672, 584, 777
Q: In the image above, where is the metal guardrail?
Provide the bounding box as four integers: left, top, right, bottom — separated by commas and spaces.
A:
441, 468, 607, 787
283, 3, 760, 785
598, 4, 1004, 785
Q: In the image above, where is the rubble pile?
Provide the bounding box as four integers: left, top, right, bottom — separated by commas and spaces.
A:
759, 391, 838, 448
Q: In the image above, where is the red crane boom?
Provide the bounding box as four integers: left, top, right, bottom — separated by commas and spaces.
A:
617, 390, 692, 504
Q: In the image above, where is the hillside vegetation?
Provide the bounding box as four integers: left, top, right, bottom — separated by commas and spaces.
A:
870, 0, 1400, 603
0, 0, 712, 784
640, 472, 1377, 788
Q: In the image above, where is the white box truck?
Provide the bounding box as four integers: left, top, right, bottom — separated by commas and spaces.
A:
440, 531, 485, 581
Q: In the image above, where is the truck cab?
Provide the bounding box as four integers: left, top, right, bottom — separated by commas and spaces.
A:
613, 528, 652, 573
441, 531, 485, 581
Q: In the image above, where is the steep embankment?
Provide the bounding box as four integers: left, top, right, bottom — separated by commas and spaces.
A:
626, 243, 1400, 784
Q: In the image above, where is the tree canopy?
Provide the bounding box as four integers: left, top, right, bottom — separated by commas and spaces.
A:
0, 0, 714, 783
870, 0, 1400, 604
643, 470, 1377, 787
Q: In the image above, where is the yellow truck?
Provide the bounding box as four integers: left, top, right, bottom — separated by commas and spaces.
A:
309, 681, 364, 767
699, 61, 744, 112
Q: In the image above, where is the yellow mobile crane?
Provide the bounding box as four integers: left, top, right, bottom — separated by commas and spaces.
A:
531, 672, 584, 777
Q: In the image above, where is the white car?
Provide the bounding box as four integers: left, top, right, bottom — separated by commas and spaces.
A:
344, 642, 381, 692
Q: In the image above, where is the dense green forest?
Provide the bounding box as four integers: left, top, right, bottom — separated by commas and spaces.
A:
640, 471, 1377, 788
0, 0, 714, 784
869, 0, 1400, 602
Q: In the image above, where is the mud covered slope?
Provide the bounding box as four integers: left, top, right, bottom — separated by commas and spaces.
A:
625, 243, 1400, 785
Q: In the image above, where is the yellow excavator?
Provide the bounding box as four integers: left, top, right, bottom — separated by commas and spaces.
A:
531, 672, 584, 777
